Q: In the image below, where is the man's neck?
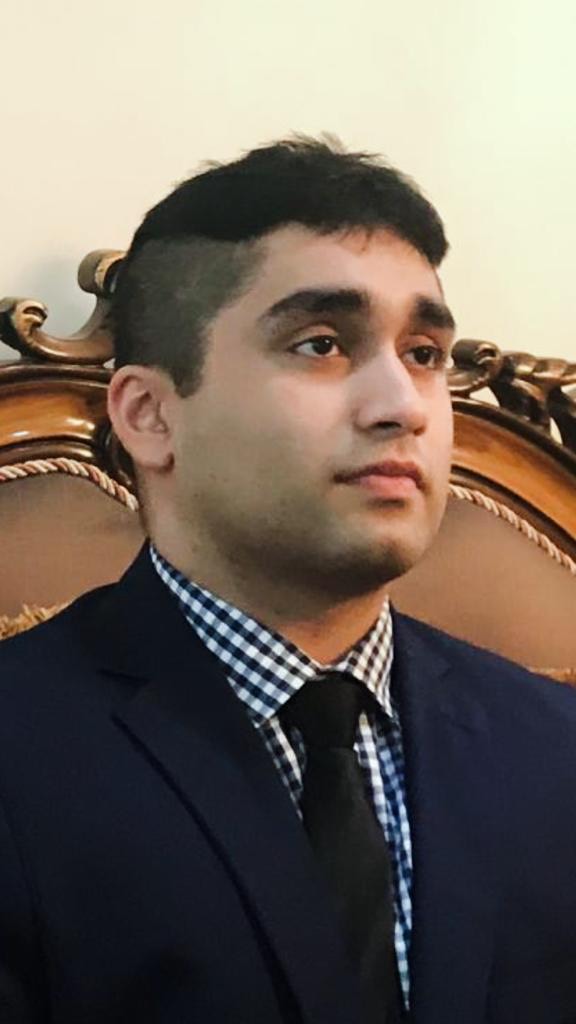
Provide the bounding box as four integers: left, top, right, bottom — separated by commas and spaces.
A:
270, 600, 388, 664
151, 537, 388, 665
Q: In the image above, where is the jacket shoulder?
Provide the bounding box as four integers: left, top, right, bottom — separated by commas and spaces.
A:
0, 583, 113, 684
392, 608, 576, 723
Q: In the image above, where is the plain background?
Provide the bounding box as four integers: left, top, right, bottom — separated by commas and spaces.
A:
1, 0, 575, 362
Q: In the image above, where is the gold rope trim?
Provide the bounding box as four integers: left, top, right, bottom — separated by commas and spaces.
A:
0, 457, 138, 512
529, 667, 576, 684
0, 460, 573, 574
0, 602, 68, 639
448, 482, 576, 576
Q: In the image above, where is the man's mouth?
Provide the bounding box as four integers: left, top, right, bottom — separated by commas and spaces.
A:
334, 460, 424, 492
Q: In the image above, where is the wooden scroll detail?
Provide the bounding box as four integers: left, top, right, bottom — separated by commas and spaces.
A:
448, 339, 506, 394
0, 250, 125, 365
450, 339, 576, 454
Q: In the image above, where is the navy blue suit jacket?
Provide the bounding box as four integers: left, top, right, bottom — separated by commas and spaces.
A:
0, 547, 575, 1023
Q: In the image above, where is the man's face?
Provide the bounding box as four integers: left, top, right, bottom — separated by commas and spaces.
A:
168, 225, 455, 600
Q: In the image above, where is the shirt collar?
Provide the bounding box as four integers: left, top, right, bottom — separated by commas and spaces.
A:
149, 543, 395, 725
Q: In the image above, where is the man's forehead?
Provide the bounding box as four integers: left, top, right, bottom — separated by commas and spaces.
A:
207, 225, 450, 335
254, 225, 444, 297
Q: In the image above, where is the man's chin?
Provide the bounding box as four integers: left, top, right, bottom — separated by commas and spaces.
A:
311, 535, 428, 600
353, 547, 421, 591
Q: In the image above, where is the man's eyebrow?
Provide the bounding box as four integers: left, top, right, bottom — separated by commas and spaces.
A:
258, 287, 456, 333
412, 295, 456, 332
259, 288, 370, 323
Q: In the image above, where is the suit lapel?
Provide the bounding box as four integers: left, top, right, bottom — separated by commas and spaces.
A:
86, 548, 365, 1024
392, 611, 498, 1022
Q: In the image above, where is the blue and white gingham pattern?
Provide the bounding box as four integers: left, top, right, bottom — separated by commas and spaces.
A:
150, 543, 413, 1009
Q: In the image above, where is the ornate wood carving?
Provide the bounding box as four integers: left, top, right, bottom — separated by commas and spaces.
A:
0, 250, 125, 482
0, 250, 123, 364
451, 338, 576, 454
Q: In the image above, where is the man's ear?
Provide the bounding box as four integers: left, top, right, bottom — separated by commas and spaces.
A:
107, 365, 175, 473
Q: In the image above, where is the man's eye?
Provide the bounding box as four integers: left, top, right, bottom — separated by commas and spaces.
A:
291, 336, 343, 358
405, 345, 447, 369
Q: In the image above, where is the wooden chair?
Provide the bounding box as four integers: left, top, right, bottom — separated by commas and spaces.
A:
0, 251, 574, 682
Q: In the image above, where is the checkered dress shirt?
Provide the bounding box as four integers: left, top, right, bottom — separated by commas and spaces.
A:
150, 543, 413, 1008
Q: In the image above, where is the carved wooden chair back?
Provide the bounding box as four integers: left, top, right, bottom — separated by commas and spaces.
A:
0, 252, 574, 682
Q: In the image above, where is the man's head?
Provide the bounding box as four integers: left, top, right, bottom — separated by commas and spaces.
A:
108, 137, 455, 606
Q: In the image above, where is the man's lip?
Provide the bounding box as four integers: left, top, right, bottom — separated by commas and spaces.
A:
335, 461, 424, 488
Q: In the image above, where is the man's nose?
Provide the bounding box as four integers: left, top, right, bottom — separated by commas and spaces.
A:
352, 350, 429, 437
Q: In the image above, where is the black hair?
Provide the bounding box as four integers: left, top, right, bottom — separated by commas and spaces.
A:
112, 135, 448, 394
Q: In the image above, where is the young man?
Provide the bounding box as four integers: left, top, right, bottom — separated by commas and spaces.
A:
0, 138, 575, 1023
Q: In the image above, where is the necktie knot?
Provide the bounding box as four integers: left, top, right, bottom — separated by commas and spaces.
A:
281, 674, 366, 750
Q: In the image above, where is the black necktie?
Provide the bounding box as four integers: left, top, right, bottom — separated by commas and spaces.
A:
281, 675, 403, 1022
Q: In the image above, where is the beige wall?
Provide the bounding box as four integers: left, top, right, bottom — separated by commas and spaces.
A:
1, 0, 575, 360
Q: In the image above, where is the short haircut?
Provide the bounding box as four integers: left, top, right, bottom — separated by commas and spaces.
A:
111, 135, 448, 395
